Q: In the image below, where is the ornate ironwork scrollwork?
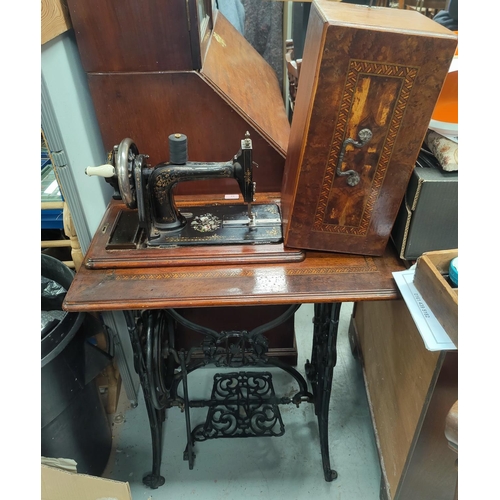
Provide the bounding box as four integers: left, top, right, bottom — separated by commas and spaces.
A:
191, 372, 285, 441
129, 301, 341, 487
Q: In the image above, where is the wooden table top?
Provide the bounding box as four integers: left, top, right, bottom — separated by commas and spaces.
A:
63, 209, 405, 312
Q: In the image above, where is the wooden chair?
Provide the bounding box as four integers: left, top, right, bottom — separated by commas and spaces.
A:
41, 202, 82, 270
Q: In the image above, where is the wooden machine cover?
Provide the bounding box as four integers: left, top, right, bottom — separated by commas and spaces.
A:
281, 1, 457, 256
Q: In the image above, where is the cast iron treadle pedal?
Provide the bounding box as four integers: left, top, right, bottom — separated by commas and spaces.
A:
192, 371, 285, 441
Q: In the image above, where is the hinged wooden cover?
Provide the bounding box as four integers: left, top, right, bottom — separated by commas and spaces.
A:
281, 2, 457, 256
84, 11, 290, 195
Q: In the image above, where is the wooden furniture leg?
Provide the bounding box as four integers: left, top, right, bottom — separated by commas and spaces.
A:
63, 202, 84, 271
445, 400, 458, 500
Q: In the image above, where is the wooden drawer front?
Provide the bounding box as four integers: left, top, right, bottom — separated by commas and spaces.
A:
282, 2, 457, 256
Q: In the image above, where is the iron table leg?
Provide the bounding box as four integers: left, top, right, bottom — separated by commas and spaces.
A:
306, 302, 342, 482
124, 311, 166, 488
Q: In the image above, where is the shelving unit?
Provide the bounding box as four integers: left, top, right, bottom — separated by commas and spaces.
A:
41, 132, 83, 270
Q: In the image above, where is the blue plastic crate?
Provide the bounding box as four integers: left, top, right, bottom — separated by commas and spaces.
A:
42, 208, 64, 230
41, 162, 64, 230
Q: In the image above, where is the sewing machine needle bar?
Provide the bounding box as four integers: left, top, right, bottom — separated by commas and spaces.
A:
222, 218, 280, 226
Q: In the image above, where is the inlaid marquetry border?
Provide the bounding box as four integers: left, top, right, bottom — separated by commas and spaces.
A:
313, 60, 419, 236
112, 257, 378, 281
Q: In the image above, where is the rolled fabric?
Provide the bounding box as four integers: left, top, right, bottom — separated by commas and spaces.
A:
425, 130, 458, 172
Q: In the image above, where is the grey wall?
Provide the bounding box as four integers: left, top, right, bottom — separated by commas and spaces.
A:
41, 31, 113, 242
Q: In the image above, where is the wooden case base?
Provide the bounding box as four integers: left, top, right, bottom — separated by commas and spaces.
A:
84, 197, 305, 269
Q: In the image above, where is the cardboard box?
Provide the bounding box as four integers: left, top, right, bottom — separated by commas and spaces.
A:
391, 164, 458, 261
41, 465, 132, 500
413, 249, 458, 348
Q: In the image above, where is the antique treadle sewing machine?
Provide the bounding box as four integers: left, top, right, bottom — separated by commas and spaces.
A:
65, 0, 457, 491
85, 131, 329, 489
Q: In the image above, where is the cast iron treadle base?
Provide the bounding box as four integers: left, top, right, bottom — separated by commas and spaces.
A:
191, 371, 285, 442
129, 303, 340, 486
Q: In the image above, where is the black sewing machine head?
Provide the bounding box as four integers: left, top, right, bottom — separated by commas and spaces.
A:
87, 132, 283, 248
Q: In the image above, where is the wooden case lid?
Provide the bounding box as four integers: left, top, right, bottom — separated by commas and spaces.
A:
314, 0, 456, 35
202, 11, 290, 156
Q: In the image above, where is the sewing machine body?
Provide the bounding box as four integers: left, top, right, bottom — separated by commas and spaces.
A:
87, 132, 284, 252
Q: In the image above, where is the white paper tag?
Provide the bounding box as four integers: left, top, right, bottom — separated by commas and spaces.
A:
392, 269, 457, 351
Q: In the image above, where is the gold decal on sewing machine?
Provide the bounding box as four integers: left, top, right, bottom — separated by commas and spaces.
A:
191, 213, 221, 233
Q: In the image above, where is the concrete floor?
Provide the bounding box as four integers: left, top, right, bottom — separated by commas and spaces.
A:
103, 302, 382, 500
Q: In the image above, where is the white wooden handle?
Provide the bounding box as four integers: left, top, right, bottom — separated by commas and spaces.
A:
86, 164, 115, 178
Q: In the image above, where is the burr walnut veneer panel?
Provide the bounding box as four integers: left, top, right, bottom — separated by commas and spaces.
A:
281, 2, 457, 256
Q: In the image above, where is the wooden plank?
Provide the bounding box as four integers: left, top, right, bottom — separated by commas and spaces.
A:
353, 300, 441, 499
41, 0, 72, 45
66, 0, 193, 72
42, 201, 64, 210
202, 11, 290, 156
396, 352, 458, 500
41, 240, 72, 248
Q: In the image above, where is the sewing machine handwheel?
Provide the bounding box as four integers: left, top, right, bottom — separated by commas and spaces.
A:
116, 138, 139, 209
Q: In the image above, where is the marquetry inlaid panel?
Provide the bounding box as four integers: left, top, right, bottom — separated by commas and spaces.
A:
281, 1, 457, 256
314, 60, 419, 236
